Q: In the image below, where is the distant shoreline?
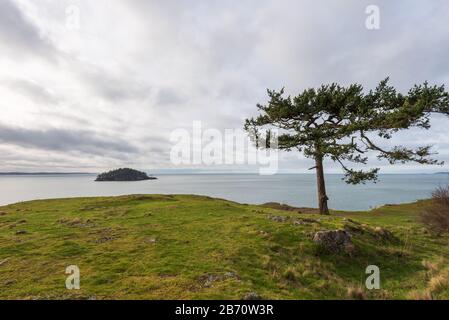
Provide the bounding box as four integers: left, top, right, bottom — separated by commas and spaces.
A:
0, 172, 94, 176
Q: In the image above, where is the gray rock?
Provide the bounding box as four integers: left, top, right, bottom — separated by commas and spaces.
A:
224, 272, 237, 278
200, 272, 238, 288
145, 237, 157, 244
243, 292, 262, 300
293, 217, 318, 225
313, 230, 354, 254
267, 215, 289, 223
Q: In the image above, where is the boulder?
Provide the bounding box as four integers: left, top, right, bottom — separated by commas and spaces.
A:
267, 215, 289, 223
313, 230, 353, 254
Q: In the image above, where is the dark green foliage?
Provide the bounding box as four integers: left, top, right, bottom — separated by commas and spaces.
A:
245, 78, 449, 184
95, 168, 156, 181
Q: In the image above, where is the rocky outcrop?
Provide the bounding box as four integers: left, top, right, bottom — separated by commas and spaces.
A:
267, 215, 290, 223
343, 220, 399, 243
313, 230, 354, 254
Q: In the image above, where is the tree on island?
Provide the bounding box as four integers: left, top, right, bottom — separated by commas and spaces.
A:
95, 168, 156, 181
245, 78, 449, 214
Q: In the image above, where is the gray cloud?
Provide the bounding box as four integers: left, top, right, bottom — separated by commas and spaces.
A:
0, 0, 58, 62
77, 65, 152, 103
155, 87, 186, 106
1, 78, 60, 105
0, 123, 139, 157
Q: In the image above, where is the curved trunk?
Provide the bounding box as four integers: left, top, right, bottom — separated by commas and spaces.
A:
315, 156, 329, 215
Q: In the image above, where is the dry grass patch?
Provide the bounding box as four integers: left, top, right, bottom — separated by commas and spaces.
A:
421, 186, 449, 235
346, 286, 366, 300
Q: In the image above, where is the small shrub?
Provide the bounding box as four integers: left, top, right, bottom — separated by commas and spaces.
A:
420, 186, 449, 235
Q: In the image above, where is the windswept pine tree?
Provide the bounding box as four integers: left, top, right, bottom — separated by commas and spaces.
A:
245, 78, 449, 214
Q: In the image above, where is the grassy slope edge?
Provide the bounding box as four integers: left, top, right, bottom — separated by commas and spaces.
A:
0, 194, 448, 300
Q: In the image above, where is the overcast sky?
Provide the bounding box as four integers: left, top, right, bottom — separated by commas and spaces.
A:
1, 0, 449, 173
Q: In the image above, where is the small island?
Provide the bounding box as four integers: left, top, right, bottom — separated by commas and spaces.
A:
95, 168, 157, 181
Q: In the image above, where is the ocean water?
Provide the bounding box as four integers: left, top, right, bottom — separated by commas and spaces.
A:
0, 173, 448, 211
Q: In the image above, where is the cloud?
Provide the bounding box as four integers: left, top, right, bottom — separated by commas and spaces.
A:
155, 87, 186, 106
0, 123, 140, 157
0, 0, 448, 172
0, 78, 60, 105
0, 0, 58, 62
74, 62, 153, 103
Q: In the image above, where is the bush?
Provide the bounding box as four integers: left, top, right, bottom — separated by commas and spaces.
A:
421, 186, 449, 235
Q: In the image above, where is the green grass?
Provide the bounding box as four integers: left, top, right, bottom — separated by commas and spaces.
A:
0, 194, 448, 300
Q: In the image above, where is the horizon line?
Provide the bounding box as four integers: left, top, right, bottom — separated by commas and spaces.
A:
1, 171, 448, 175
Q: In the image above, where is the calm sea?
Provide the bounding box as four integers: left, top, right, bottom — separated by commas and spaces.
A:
0, 173, 448, 211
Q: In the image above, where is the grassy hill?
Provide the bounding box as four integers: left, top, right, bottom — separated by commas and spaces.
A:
0, 194, 448, 300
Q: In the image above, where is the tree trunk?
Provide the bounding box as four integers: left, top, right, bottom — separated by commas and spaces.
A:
315, 156, 329, 215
